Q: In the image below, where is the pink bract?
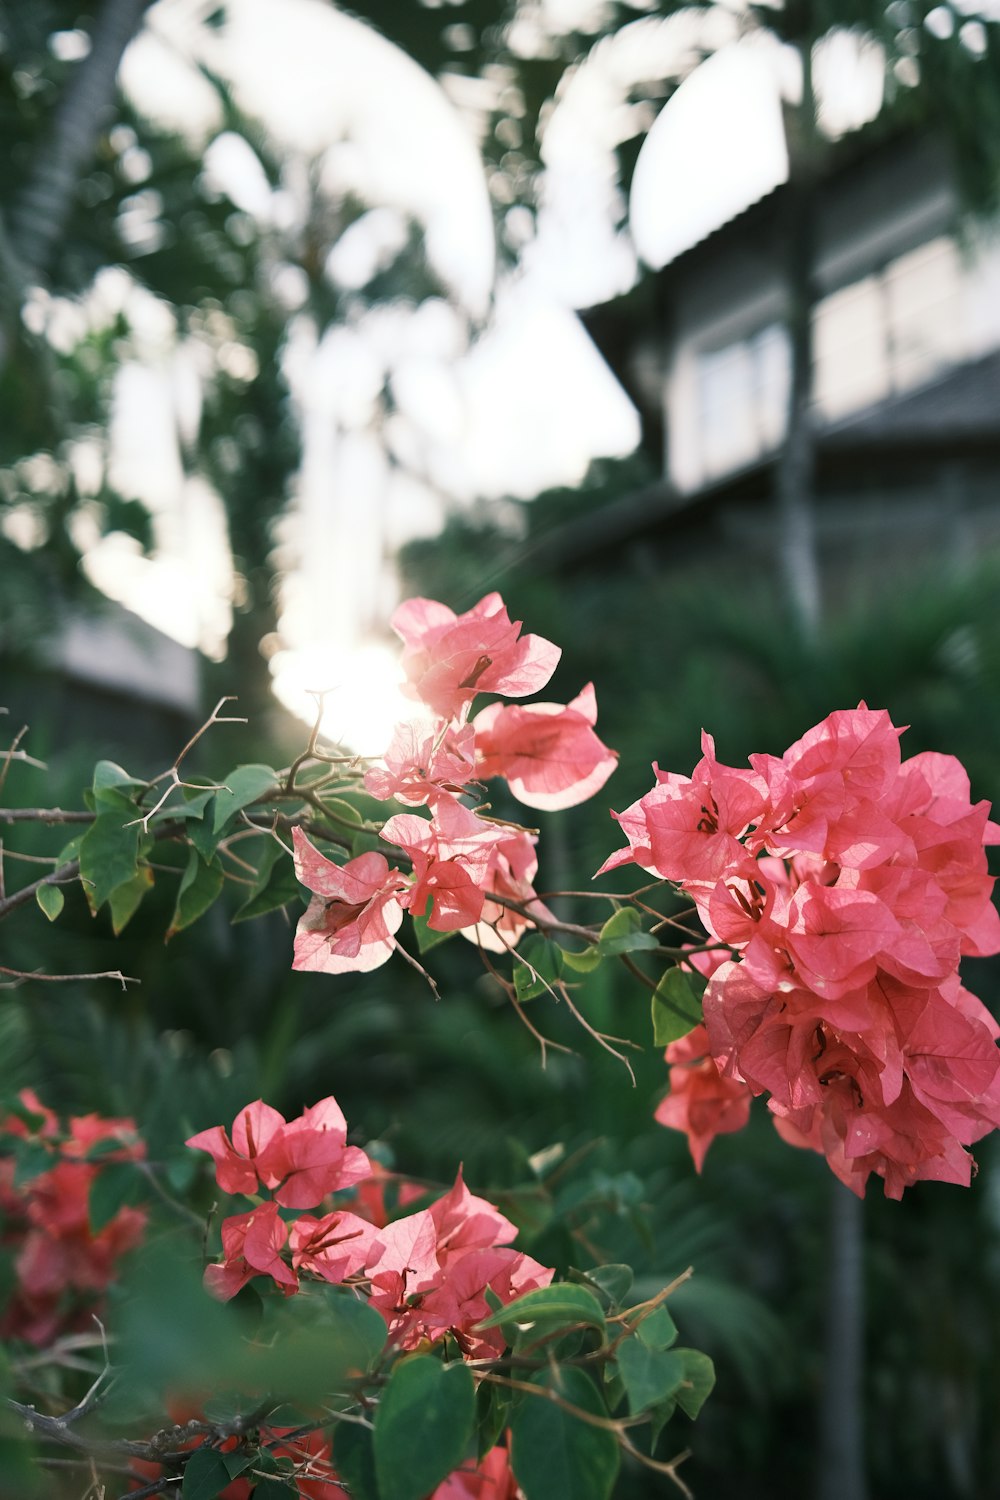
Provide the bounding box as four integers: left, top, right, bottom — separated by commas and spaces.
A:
391, 592, 560, 721
291, 828, 407, 975
381, 796, 510, 931
646, 706, 1000, 1195
472, 683, 617, 812
364, 721, 477, 807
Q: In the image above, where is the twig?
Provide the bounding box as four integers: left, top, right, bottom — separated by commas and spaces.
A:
130, 697, 249, 832
282, 689, 330, 792
0, 857, 81, 923
619, 1434, 694, 1498
608, 1267, 694, 1327
0, 725, 40, 800
0, 808, 94, 824
390, 937, 441, 1000
0, 963, 137, 989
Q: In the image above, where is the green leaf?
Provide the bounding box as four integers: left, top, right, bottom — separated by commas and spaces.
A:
476, 1282, 606, 1336
246, 1288, 387, 1400
514, 935, 564, 1001
173, 789, 216, 820
246, 1481, 288, 1500
616, 1339, 686, 1415
35, 883, 64, 921
374, 1356, 475, 1500
322, 1289, 388, 1377
561, 944, 602, 973
117, 1243, 249, 1398
571, 1263, 633, 1311
108, 866, 154, 935
212, 764, 278, 833
92, 760, 146, 805
89, 1162, 144, 1233
221, 1450, 256, 1481
316, 797, 365, 830
13, 1139, 53, 1188
190, 806, 222, 861
651, 968, 705, 1046
412, 912, 456, 953
334, 1423, 379, 1500
510, 1367, 619, 1500
167, 849, 225, 940
56, 835, 83, 866
182, 1446, 251, 1499
674, 1349, 715, 1420
476, 1378, 511, 1460
79, 809, 142, 913
232, 839, 299, 922
648, 1396, 678, 1452
636, 1305, 678, 1351
598, 907, 658, 956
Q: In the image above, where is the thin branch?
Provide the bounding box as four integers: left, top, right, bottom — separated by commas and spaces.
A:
0, 809, 94, 824
0, 963, 137, 989
618, 1433, 694, 1498
131, 697, 249, 832
390, 937, 441, 1000
477, 1370, 638, 1434
608, 1267, 695, 1327
282, 689, 330, 792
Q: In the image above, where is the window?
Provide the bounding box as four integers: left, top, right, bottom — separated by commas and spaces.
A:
695, 322, 790, 479
813, 236, 961, 419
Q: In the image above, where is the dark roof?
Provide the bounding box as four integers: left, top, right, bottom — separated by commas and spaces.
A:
825, 349, 1000, 452
526, 350, 1000, 572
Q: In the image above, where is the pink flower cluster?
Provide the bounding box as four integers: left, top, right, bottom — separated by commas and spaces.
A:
187, 1096, 552, 1354
291, 593, 617, 972
0, 1089, 147, 1345
603, 706, 1000, 1197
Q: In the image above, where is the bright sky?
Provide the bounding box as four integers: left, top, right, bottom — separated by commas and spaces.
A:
100, 0, 653, 748
72, 0, 898, 750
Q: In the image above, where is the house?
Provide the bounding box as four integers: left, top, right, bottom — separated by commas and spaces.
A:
561, 129, 1000, 607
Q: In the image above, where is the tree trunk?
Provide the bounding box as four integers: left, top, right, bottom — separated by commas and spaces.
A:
775, 46, 823, 637
818, 1181, 868, 1500
10, 0, 154, 280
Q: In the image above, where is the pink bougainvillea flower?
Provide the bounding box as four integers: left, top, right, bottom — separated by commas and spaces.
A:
462, 827, 553, 954
391, 593, 560, 721
364, 1208, 443, 1339
432, 1444, 518, 1500
351, 1163, 426, 1229
188, 1096, 370, 1210
774, 1077, 977, 1200
472, 683, 618, 811
186, 1099, 285, 1197
291, 828, 408, 975
749, 704, 904, 861
257, 1096, 372, 1209
0, 1096, 147, 1347
419, 1244, 554, 1358
428, 1168, 518, 1264
203, 1201, 298, 1300
288, 1210, 379, 1284
655, 1025, 752, 1171
381, 796, 510, 931
364, 1173, 552, 1353
597, 732, 765, 888
364, 721, 477, 807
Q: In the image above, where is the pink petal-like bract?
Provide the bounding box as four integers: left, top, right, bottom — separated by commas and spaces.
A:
391, 592, 560, 721
472, 683, 617, 811
291, 828, 407, 975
